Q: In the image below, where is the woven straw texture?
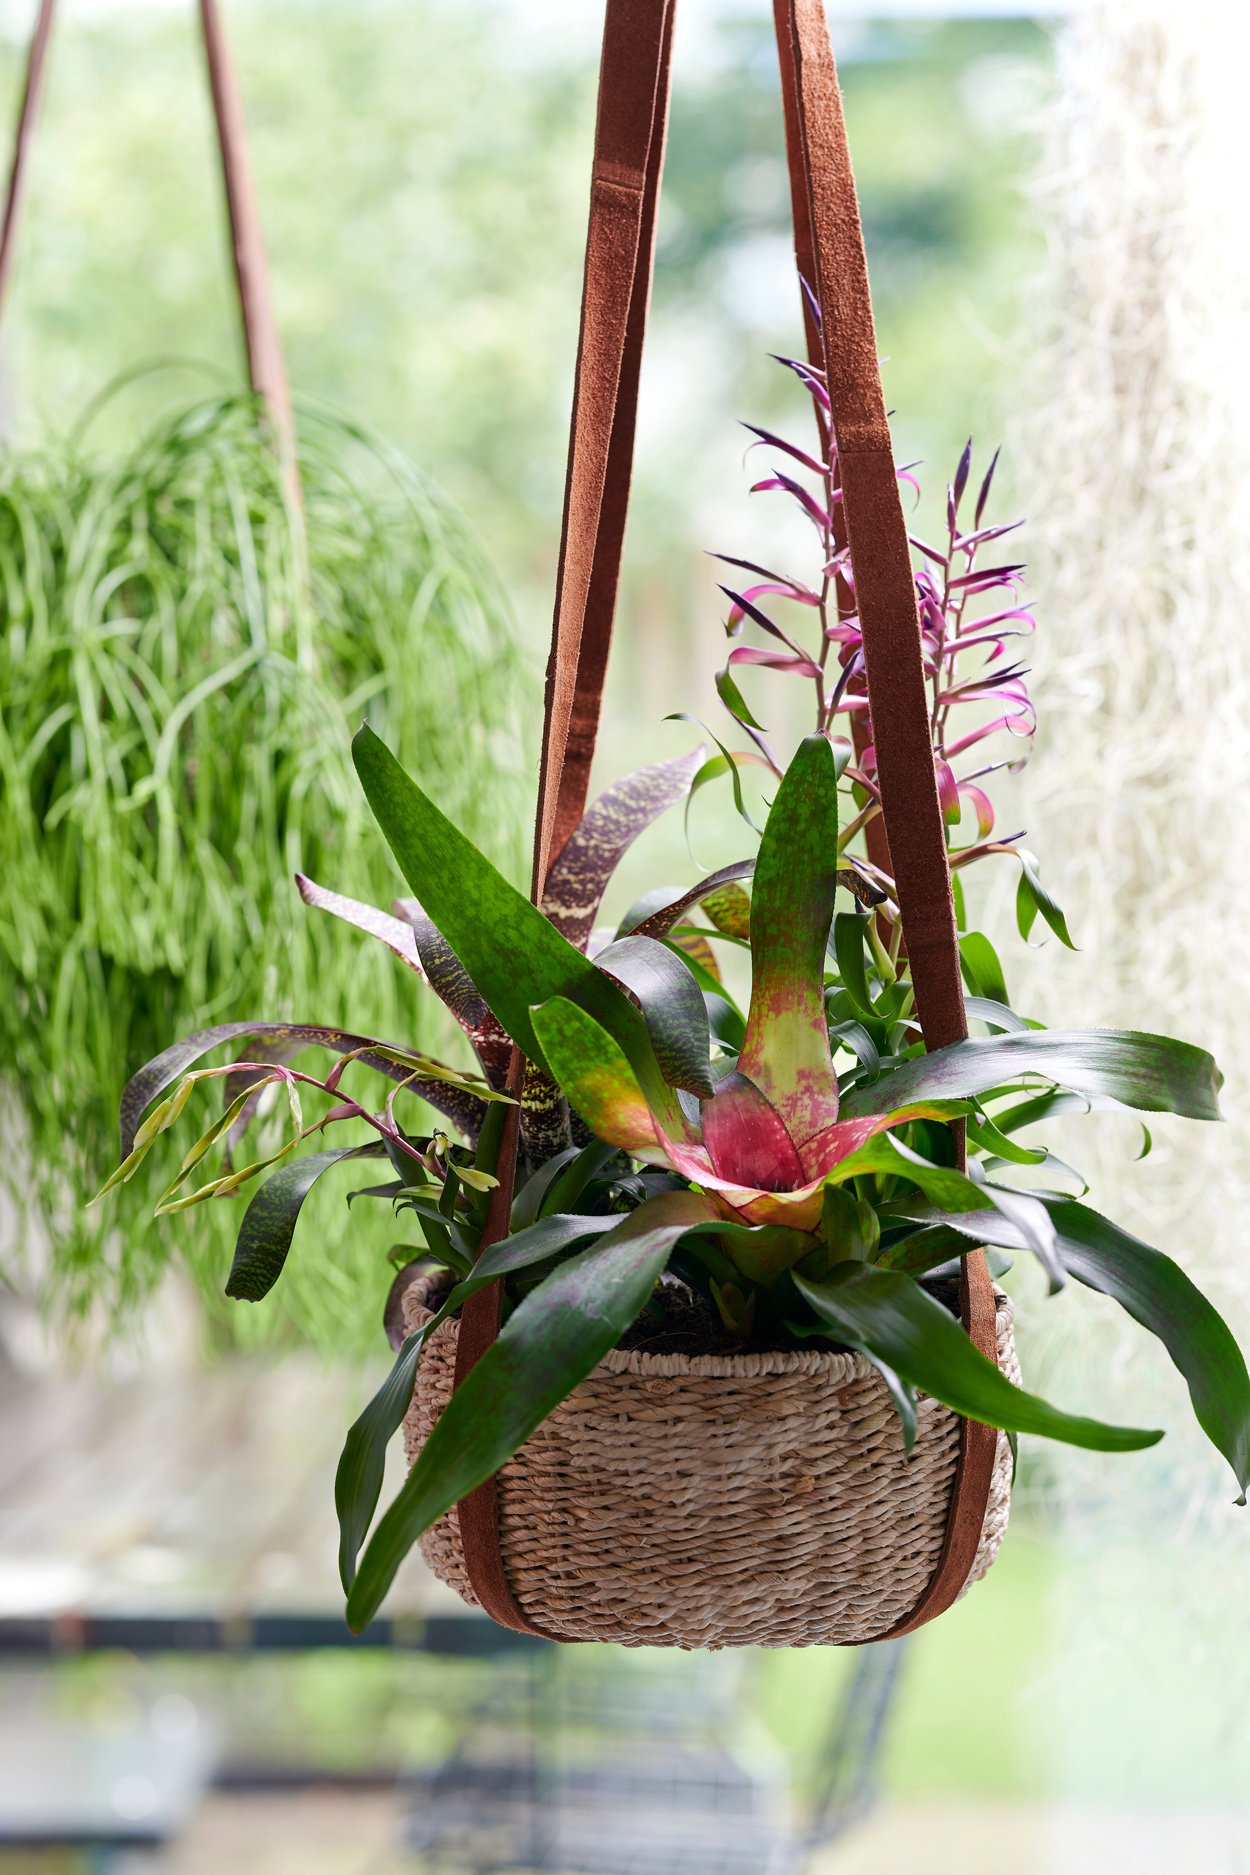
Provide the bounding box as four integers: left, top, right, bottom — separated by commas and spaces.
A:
402, 1279, 1018, 1649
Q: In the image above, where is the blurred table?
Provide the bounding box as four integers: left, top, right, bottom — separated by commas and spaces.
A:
0, 1350, 482, 1651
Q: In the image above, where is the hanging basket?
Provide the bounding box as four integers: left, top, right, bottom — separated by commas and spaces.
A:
409, 0, 1017, 1649
401, 1275, 1018, 1648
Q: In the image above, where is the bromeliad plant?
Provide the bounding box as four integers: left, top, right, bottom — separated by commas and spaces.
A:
96, 373, 1250, 1634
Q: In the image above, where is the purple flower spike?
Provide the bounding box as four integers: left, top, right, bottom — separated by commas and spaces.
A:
706, 414, 1036, 906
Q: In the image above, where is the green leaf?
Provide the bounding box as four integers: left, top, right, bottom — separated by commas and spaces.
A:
666, 713, 768, 835
874, 1223, 986, 1278
529, 996, 663, 1154
966, 1110, 1047, 1166
701, 880, 752, 940
335, 1328, 426, 1594
863, 1351, 918, 1453
828, 1018, 881, 1077
840, 1028, 1223, 1124
225, 1145, 387, 1301
333, 1210, 615, 1592
344, 1191, 713, 1629
793, 1265, 1162, 1452
901, 1197, 1250, 1500
959, 931, 1009, 1005
509, 1146, 581, 1231
831, 912, 876, 1022
538, 1139, 622, 1218
828, 1130, 1064, 1291
352, 723, 683, 1137
963, 997, 1031, 1034
659, 940, 747, 1055
714, 664, 767, 731
952, 868, 967, 933
739, 735, 842, 1146
592, 935, 714, 1097
1015, 848, 1076, 949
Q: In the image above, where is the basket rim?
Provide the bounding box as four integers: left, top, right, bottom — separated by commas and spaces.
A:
402, 1272, 1014, 1387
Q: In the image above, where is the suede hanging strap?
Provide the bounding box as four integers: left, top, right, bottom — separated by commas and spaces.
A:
532, 0, 678, 897
451, 0, 676, 1640
0, 0, 55, 326
776, 0, 998, 1638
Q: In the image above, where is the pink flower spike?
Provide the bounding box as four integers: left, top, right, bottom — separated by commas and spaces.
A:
942, 715, 1035, 759
958, 783, 995, 837
935, 758, 961, 825
320, 1101, 360, 1130
751, 474, 834, 533
740, 423, 827, 477
739, 580, 820, 609
728, 645, 823, 679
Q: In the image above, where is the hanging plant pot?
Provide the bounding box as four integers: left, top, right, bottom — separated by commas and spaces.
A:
401, 1273, 1018, 1647
95, 0, 1248, 1656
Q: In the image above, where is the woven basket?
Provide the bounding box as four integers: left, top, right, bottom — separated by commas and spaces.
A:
401, 1278, 1018, 1649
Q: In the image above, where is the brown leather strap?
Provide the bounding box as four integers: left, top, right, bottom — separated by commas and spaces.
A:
533, 0, 676, 895
874, 1251, 999, 1639
0, 0, 298, 499
453, 0, 675, 1636
548, 8, 675, 867
0, 0, 55, 327
452, 1050, 564, 1638
779, 0, 998, 1637
199, 0, 300, 500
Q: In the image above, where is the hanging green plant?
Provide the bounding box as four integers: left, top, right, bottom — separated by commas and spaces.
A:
0, 391, 528, 1341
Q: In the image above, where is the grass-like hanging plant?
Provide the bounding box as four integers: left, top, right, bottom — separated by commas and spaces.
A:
0, 388, 529, 1344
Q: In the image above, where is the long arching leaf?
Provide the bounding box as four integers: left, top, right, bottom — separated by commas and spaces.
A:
618, 858, 757, 942
878, 1197, 1250, 1500
594, 934, 714, 1097
352, 724, 685, 1139
839, 1028, 1223, 1123
344, 1190, 717, 1629
529, 998, 662, 1156
226, 1144, 387, 1301
793, 1266, 1161, 1451
296, 874, 424, 974
334, 1208, 618, 1591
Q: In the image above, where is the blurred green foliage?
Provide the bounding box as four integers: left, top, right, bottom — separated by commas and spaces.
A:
0, 1, 1050, 1349
0, 5, 1049, 608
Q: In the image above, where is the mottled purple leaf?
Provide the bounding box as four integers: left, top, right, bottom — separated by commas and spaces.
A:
540, 747, 706, 953
296, 874, 422, 975
226, 1144, 388, 1302
619, 859, 757, 943
594, 934, 714, 1098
